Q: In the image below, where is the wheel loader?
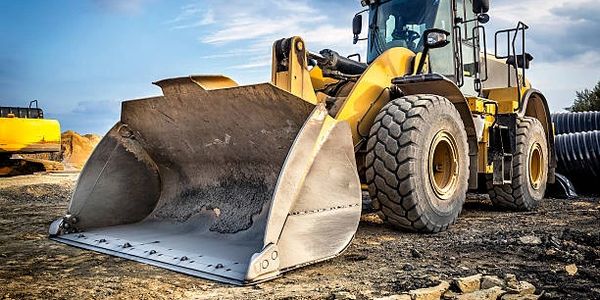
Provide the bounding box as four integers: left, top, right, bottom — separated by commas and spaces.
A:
49, 0, 555, 285
0, 100, 61, 176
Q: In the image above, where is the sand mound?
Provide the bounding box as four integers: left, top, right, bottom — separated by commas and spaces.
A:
60, 131, 101, 169
18, 131, 101, 173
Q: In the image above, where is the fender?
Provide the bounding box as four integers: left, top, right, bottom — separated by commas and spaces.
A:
335, 47, 416, 146
519, 88, 556, 183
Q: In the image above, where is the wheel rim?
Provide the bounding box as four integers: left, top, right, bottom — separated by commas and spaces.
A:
429, 130, 460, 200
529, 143, 543, 190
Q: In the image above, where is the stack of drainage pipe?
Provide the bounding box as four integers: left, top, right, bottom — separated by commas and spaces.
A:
553, 111, 600, 135
551, 112, 600, 193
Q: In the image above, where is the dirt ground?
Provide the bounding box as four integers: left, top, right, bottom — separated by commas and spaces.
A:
0, 174, 598, 300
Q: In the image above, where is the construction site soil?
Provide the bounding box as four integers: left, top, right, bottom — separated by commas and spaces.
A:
0, 174, 598, 299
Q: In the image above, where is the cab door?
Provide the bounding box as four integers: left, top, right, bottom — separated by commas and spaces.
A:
455, 0, 478, 97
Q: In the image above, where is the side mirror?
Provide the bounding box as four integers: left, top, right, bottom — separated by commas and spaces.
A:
416, 29, 451, 74
473, 0, 490, 14
353, 14, 363, 44
478, 13, 490, 24
424, 28, 451, 49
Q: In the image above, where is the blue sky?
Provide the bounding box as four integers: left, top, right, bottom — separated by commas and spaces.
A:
1, 0, 599, 134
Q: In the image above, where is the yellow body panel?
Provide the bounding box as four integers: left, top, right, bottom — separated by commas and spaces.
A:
485, 87, 519, 112
483, 78, 531, 114
466, 97, 498, 174
309, 66, 338, 91
271, 37, 318, 105
467, 97, 497, 115
478, 112, 497, 174
188, 75, 238, 90
335, 48, 415, 145
467, 97, 485, 113
0, 118, 61, 153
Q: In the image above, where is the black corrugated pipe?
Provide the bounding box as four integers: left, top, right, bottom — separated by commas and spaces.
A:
555, 130, 600, 179
551, 111, 600, 134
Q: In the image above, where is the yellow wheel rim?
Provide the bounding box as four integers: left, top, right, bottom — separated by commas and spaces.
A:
529, 143, 543, 190
429, 130, 460, 200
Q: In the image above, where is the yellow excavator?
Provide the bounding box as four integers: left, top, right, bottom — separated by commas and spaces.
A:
50, 0, 555, 285
0, 100, 61, 176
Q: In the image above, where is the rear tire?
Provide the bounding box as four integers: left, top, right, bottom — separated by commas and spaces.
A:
486, 117, 548, 210
365, 95, 469, 233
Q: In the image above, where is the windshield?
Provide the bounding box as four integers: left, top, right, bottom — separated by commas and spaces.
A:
367, 0, 443, 63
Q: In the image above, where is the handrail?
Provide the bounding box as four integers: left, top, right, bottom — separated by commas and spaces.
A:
29, 100, 39, 109
494, 22, 530, 104
473, 24, 488, 93
453, 24, 464, 87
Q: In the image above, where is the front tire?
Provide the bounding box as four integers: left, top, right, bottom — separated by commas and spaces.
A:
365, 95, 470, 233
486, 117, 548, 210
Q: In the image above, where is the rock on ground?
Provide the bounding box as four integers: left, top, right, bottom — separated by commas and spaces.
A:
518, 236, 542, 245
481, 275, 505, 289
456, 286, 504, 300
506, 280, 536, 295
409, 281, 449, 300
454, 274, 482, 293
565, 264, 578, 276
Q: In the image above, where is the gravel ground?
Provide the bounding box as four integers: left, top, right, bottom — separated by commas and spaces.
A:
0, 173, 598, 299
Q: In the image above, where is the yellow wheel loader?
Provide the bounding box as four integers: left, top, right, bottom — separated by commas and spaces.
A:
50, 0, 555, 285
0, 100, 61, 176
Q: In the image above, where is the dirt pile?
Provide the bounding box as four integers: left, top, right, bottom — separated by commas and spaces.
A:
59, 131, 101, 169
20, 131, 101, 171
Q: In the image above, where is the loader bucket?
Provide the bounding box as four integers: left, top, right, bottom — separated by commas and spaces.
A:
49, 78, 361, 285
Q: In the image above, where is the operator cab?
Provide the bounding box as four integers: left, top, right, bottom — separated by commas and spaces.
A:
365, 0, 452, 64
355, 0, 491, 97
0, 100, 44, 119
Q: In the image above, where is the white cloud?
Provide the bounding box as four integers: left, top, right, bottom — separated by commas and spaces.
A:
200, 48, 261, 59
227, 58, 272, 70
492, 0, 591, 25
271, 0, 316, 14
490, 0, 600, 60
201, 14, 312, 44
168, 4, 215, 29
172, 0, 363, 70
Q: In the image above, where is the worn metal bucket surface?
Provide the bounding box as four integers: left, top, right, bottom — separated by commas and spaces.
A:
50, 79, 361, 285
